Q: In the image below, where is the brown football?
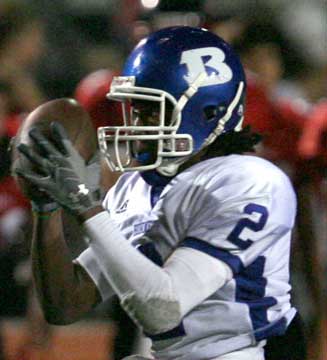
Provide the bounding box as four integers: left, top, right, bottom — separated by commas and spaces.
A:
11, 98, 98, 200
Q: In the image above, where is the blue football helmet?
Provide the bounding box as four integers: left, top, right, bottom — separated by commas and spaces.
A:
98, 26, 246, 176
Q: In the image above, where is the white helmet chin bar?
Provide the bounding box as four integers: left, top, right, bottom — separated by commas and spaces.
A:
98, 75, 244, 176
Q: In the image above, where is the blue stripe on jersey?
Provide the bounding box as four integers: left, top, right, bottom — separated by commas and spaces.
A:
254, 316, 287, 341
147, 322, 186, 341
235, 256, 287, 341
180, 238, 288, 341
138, 242, 163, 266
150, 185, 165, 208
180, 237, 244, 275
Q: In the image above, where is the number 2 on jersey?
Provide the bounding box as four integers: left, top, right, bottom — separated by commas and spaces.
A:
227, 203, 268, 250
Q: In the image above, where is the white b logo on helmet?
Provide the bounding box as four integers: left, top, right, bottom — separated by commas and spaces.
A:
180, 47, 233, 87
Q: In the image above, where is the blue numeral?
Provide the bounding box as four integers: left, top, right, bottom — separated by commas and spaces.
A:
227, 203, 268, 250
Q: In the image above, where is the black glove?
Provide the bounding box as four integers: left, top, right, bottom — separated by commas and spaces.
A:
15, 122, 101, 216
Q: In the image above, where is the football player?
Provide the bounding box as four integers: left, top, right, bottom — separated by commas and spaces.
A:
16, 27, 305, 360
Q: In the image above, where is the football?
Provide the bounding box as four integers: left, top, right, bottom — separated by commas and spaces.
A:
11, 98, 98, 200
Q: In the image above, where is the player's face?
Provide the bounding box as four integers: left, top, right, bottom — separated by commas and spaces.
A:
130, 100, 172, 165
131, 100, 161, 127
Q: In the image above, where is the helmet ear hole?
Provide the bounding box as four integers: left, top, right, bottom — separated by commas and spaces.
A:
204, 104, 227, 122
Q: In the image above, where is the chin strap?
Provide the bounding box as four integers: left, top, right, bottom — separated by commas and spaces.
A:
171, 72, 208, 127
157, 73, 208, 176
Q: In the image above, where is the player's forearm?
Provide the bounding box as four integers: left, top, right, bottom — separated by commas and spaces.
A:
84, 211, 181, 334
31, 210, 87, 324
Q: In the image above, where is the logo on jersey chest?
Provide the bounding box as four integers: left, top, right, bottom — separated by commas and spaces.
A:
133, 221, 154, 235
180, 47, 233, 87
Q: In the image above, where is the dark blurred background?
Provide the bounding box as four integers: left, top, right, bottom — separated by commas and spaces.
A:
0, 0, 326, 359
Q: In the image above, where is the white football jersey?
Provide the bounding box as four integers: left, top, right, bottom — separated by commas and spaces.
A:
77, 155, 297, 359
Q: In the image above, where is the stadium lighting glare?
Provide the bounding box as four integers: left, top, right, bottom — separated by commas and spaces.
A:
141, 0, 160, 10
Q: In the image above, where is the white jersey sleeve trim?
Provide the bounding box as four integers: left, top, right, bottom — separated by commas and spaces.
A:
83, 211, 231, 334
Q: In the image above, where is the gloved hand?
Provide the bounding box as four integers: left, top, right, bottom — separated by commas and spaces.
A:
15, 122, 102, 217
